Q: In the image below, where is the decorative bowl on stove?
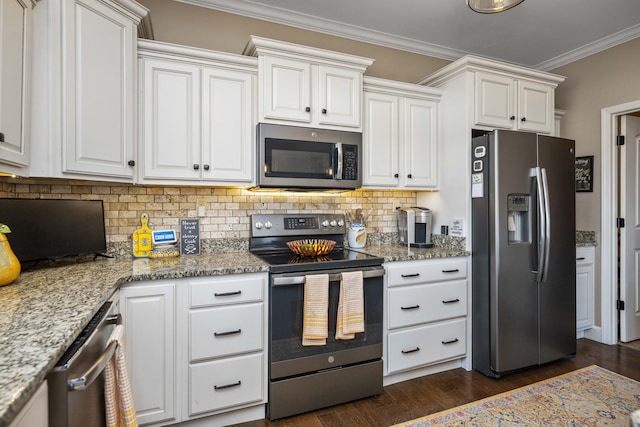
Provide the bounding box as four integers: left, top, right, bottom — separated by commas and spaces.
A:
286, 239, 336, 257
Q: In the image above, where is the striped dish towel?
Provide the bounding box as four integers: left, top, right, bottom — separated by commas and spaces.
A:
105, 324, 138, 427
302, 274, 329, 346
336, 270, 365, 340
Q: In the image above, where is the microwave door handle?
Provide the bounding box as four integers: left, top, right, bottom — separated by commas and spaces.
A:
335, 143, 343, 180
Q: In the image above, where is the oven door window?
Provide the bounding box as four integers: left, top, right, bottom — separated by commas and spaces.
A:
269, 276, 383, 364
265, 138, 335, 179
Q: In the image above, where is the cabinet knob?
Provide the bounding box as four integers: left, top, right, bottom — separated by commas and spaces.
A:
521, 117, 527, 122
203, 164, 210, 171
510, 116, 516, 120
322, 108, 327, 114
0, 132, 4, 142
394, 173, 399, 178
305, 107, 311, 112
193, 164, 200, 170
407, 174, 413, 179
127, 160, 135, 167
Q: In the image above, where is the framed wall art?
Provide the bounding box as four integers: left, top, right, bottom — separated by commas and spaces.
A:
575, 155, 594, 192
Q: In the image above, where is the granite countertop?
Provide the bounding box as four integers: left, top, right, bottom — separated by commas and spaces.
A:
0, 252, 269, 427
358, 244, 470, 262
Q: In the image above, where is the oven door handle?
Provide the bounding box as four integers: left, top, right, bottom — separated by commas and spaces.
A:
272, 267, 385, 286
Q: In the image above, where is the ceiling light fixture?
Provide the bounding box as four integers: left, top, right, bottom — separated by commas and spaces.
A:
466, 0, 525, 13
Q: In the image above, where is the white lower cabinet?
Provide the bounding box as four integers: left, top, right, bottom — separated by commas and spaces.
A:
120, 282, 176, 426
576, 246, 595, 332
384, 258, 469, 382
9, 381, 47, 427
121, 272, 268, 427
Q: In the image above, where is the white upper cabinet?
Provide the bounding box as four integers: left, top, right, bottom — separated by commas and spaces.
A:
475, 71, 555, 133
0, 0, 33, 170
244, 36, 373, 131
138, 40, 256, 185
363, 77, 441, 190
30, 0, 147, 181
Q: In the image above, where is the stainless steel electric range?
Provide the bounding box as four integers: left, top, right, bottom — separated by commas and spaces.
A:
250, 213, 385, 420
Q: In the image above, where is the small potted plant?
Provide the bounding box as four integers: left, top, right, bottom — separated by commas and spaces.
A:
0, 224, 21, 286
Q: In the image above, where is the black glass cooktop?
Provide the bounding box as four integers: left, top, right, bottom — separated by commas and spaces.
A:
253, 249, 384, 273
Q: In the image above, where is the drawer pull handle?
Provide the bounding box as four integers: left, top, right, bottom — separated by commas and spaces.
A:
214, 329, 242, 337
576, 257, 586, 261
401, 273, 420, 278
401, 347, 420, 354
442, 338, 459, 345
401, 305, 420, 310
214, 380, 241, 390
214, 290, 242, 297
442, 269, 460, 273
442, 298, 460, 304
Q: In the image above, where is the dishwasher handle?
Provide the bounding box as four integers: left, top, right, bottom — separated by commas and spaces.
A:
68, 340, 118, 391
67, 313, 123, 391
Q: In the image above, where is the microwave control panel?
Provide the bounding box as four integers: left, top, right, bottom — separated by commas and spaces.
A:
342, 145, 358, 180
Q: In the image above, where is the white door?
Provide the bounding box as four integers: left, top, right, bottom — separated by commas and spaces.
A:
318, 65, 361, 128
401, 97, 438, 188
620, 115, 640, 342
362, 91, 399, 187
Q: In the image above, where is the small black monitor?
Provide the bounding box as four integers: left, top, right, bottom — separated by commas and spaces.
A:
0, 198, 107, 262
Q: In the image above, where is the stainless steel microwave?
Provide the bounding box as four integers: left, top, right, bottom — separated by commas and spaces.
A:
255, 123, 362, 191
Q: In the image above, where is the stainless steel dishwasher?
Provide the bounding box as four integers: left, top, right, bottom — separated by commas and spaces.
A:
48, 296, 120, 427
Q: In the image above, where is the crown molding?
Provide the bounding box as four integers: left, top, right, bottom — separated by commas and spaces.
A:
178, 0, 640, 71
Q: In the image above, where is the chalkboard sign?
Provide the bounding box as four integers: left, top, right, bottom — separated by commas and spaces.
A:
575, 156, 594, 192
180, 219, 200, 256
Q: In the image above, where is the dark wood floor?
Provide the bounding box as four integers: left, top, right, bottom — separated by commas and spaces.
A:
232, 339, 640, 427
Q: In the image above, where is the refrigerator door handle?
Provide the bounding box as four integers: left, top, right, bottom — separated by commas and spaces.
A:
540, 167, 552, 283
535, 167, 547, 284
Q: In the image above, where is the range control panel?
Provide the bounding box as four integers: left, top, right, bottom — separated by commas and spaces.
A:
251, 213, 346, 237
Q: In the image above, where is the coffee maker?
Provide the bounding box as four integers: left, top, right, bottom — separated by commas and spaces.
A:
398, 207, 433, 248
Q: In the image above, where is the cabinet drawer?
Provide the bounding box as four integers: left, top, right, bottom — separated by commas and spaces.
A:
575, 247, 594, 266
388, 280, 467, 329
190, 303, 263, 361
189, 273, 265, 308
189, 353, 264, 416
386, 259, 467, 287
387, 318, 466, 374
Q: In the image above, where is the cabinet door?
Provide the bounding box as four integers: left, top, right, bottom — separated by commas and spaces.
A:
474, 71, 516, 129
141, 59, 200, 180
0, 0, 31, 167
318, 65, 361, 128
401, 97, 438, 188
261, 56, 311, 123
201, 67, 254, 183
362, 91, 399, 187
120, 283, 176, 426
576, 248, 595, 331
63, 0, 136, 178
518, 79, 554, 134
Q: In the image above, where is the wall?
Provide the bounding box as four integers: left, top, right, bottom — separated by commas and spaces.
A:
136, 0, 450, 84
0, 177, 416, 252
552, 37, 640, 327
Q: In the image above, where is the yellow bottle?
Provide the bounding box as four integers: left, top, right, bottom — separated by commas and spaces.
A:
0, 225, 21, 286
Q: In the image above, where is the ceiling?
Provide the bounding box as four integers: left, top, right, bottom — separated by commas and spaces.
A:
178, 0, 640, 70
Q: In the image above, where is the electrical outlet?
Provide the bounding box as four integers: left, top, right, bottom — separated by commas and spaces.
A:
196, 199, 206, 217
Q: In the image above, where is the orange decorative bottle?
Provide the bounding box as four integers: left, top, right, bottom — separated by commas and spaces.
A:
0, 224, 21, 286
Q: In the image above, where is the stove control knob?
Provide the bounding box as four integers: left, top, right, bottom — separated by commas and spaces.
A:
337, 219, 344, 227
330, 220, 337, 227
254, 221, 263, 229
264, 221, 272, 229
321, 220, 329, 227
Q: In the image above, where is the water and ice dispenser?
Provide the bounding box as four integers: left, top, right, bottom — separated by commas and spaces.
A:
507, 194, 530, 244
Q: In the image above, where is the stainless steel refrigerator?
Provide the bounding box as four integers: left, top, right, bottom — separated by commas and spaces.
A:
471, 129, 576, 378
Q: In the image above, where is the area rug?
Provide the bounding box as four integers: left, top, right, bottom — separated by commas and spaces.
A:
393, 365, 640, 426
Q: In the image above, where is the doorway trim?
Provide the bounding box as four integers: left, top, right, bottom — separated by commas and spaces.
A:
601, 100, 640, 345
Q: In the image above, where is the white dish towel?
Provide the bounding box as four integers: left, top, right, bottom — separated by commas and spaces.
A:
336, 270, 365, 340
104, 324, 138, 427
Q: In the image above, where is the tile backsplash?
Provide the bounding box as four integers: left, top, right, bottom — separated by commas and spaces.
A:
1, 177, 417, 248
